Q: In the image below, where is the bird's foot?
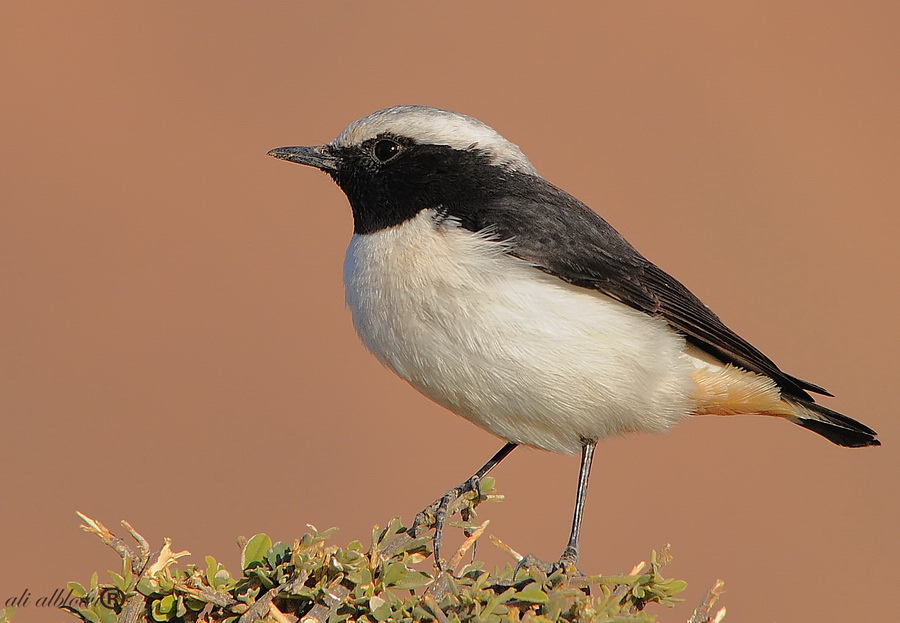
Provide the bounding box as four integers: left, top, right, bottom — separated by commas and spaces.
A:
513, 552, 559, 577
408, 475, 486, 569
513, 548, 586, 591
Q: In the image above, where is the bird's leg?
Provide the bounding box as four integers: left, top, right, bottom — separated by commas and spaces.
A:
514, 440, 597, 577
559, 441, 596, 565
410, 442, 517, 567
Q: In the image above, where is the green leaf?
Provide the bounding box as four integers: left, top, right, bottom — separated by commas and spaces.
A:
392, 569, 433, 590
184, 597, 205, 612
666, 579, 688, 594
368, 595, 391, 621
67, 582, 88, 599
214, 569, 232, 588
150, 599, 170, 622
107, 571, 126, 593
77, 608, 100, 623
381, 562, 407, 587
241, 533, 272, 570
264, 541, 292, 568
158, 595, 176, 614
98, 606, 118, 623
205, 555, 220, 586
514, 586, 549, 604
136, 576, 158, 596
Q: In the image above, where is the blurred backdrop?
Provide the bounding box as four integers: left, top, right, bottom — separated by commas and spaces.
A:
2, 2, 898, 622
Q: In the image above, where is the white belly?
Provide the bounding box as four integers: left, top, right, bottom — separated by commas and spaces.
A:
343, 210, 695, 454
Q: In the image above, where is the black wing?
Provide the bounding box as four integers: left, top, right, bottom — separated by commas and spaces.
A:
457, 175, 830, 401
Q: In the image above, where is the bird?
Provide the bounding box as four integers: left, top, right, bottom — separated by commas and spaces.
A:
268, 105, 879, 567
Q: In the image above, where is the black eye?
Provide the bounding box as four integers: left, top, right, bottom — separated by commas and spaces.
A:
372, 139, 402, 163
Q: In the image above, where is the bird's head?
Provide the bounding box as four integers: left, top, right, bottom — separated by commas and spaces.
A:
268, 106, 537, 234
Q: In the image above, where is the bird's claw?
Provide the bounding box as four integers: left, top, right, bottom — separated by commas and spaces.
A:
408, 475, 485, 569
513, 552, 558, 577
513, 549, 584, 586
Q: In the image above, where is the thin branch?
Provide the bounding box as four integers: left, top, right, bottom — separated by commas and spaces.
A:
77, 512, 137, 564
688, 579, 726, 623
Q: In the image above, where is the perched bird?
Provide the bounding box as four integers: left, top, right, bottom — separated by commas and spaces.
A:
268, 105, 879, 566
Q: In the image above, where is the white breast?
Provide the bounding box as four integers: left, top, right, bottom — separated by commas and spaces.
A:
343, 210, 696, 454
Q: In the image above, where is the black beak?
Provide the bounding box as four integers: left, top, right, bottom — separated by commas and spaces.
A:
267, 145, 341, 172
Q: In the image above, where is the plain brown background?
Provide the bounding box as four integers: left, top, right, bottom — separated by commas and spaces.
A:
2, 3, 898, 622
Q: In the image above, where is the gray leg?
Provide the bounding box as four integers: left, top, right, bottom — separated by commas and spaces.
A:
560, 441, 596, 565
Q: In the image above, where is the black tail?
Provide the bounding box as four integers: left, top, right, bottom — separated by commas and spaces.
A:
788, 401, 880, 448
